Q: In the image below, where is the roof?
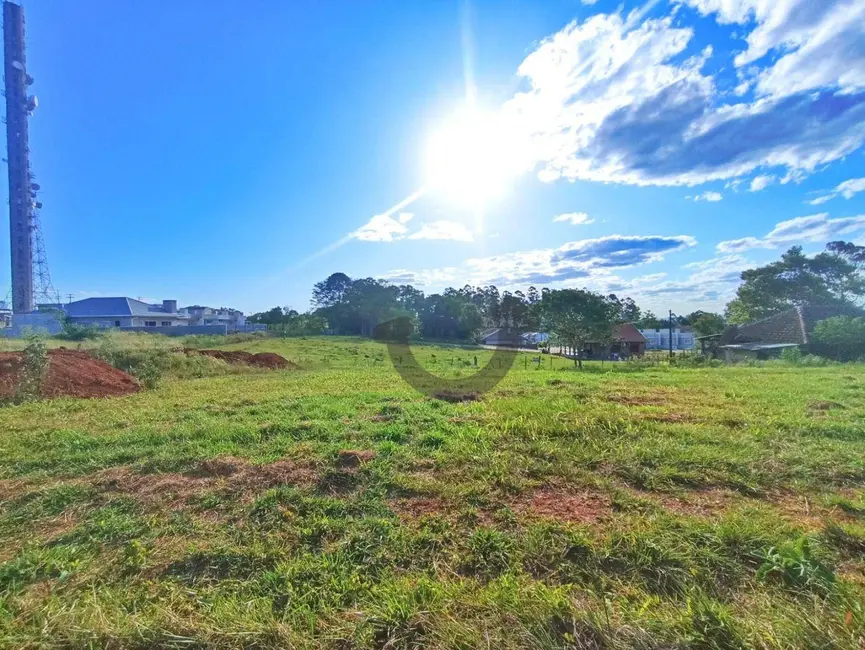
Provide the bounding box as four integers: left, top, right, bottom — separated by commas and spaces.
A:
480, 328, 522, 343
615, 323, 648, 343
719, 304, 865, 346
64, 297, 189, 319
720, 343, 800, 351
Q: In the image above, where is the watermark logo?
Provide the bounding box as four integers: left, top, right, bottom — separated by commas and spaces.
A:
377, 316, 520, 399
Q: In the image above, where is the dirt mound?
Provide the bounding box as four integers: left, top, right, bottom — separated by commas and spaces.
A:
0, 349, 140, 399
191, 349, 296, 369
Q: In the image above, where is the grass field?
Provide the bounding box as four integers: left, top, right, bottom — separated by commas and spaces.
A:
0, 335, 863, 649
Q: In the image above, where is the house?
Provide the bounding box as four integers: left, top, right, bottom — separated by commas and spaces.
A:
62, 298, 190, 328
582, 323, 647, 358
180, 305, 246, 331
0, 301, 11, 328
479, 328, 523, 347
719, 304, 865, 362
639, 326, 696, 351
520, 332, 549, 348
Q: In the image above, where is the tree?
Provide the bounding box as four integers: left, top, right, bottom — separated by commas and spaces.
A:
540, 289, 621, 369
636, 311, 662, 329
811, 316, 865, 361
248, 306, 285, 325
827, 241, 865, 267
725, 245, 865, 324
311, 272, 352, 308
687, 311, 726, 337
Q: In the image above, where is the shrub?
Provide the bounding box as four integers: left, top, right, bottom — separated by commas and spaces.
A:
57, 321, 102, 341
780, 347, 803, 365
13, 334, 48, 403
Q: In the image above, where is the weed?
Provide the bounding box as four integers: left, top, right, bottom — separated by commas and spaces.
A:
756, 537, 835, 596
12, 334, 48, 403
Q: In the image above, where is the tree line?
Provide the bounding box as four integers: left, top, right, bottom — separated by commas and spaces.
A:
249, 273, 724, 349
248, 240, 865, 356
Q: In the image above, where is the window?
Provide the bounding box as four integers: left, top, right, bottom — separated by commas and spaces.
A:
114, 320, 121, 327
161, 321, 171, 327
144, 321, 157, 327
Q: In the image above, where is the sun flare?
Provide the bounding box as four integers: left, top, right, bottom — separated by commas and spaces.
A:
424, 106, 529, 210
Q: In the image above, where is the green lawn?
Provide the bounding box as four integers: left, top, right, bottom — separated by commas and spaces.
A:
0, 335, 863, 648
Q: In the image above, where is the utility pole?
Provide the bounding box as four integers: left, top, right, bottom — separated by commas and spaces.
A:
668, 309, 674, 359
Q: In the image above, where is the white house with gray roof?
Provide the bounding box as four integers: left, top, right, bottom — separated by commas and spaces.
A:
62, 297, 190, 328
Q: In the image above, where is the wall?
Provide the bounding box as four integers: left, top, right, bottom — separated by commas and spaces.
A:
2, 313, 63, 337
130, 316, 188, 327
71, 317, 135, 328
120, 325, 227, 336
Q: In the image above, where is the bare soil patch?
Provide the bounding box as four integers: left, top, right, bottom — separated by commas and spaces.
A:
0, 349, 139, 399
389, 495, 449, 520
336, 449, 377, 469
93, 456, 318, 508
649, 488, 738, 517
187, 349, 297, 370
515, 487, 611, 524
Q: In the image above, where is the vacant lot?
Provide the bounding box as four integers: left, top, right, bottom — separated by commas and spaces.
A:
0, 336, 863, 649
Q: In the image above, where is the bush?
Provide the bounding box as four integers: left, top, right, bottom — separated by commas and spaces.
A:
780, 347, 803, 365
57, 321, 102, 341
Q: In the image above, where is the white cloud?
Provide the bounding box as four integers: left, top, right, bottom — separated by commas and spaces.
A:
809, 177, 865, 205
353, 214, 473, 243
580, 253, 752, 308
407, 221, 474, 242
749, 174, 775, 191
715, 236, 770, 253
581, 0, 600, 4
681, 0, 865, 98
497, 5, 865, 189
716, 213, 865, 251
688, 191, 723, 202
552, 212, 594, 225
353, 214, 411, 242
382, 234, 696, 288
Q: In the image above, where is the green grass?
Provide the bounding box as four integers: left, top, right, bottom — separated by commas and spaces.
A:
0, 335, 863, 648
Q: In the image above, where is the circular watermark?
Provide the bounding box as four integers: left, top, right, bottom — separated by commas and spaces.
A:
377, 316, 521, 400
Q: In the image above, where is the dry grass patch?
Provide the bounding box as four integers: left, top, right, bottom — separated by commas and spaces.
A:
647, 488, 739, 518
92, 457, 318, 509
514, 487, 612, 524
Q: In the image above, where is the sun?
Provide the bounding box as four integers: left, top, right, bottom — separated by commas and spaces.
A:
424, 106, 529, 210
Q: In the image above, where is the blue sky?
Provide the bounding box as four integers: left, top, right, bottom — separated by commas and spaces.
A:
4, 0, 865, 315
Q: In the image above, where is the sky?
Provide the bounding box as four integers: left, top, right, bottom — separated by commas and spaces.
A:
3, 0, 865, 316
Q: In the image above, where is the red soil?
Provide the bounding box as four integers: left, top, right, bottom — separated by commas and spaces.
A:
0, 349, 140, 399
517, 488, 612, 524
190, 349, 297, 369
